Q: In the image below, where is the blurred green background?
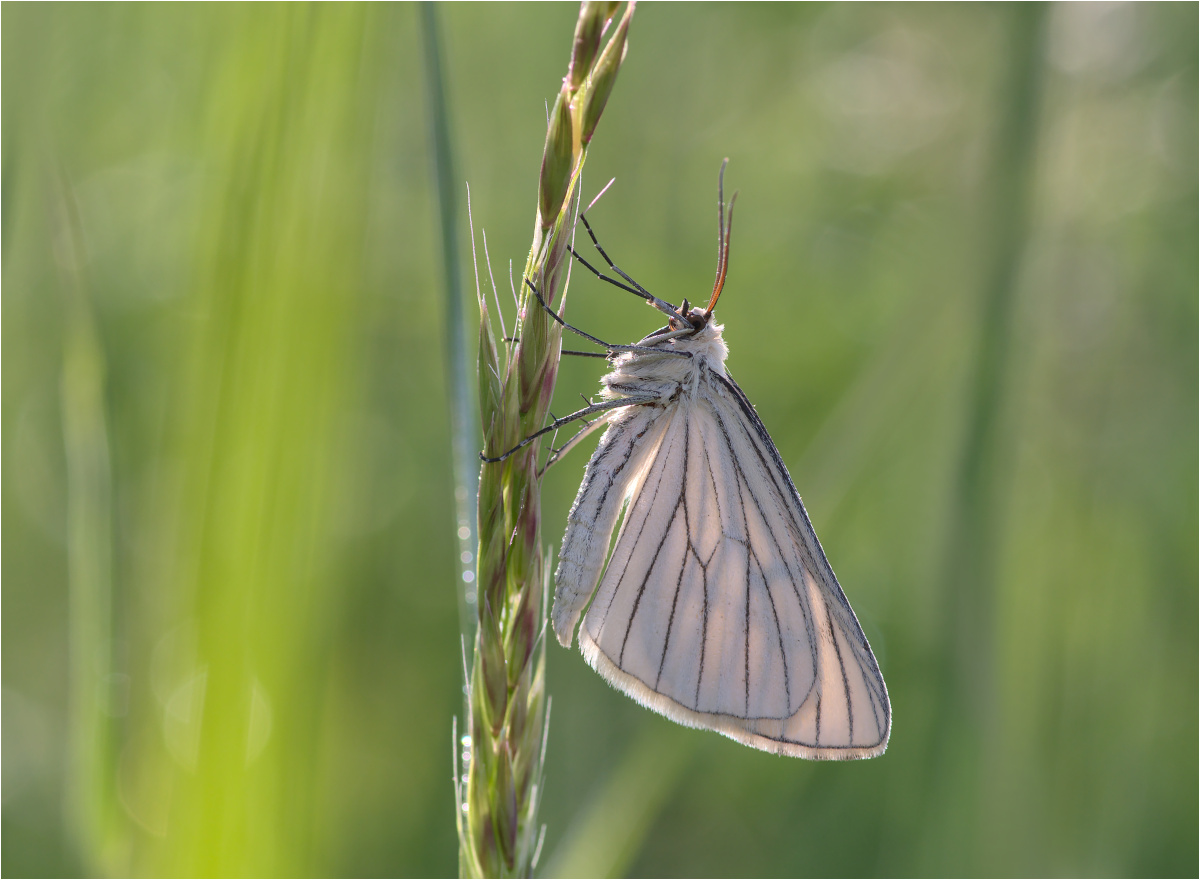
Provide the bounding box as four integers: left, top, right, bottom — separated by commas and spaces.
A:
3, 3, 1196, 877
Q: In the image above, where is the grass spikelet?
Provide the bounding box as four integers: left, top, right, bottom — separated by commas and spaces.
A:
460, 3, 636, 876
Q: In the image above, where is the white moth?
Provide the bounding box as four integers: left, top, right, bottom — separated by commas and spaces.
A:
549, 169, 890, 759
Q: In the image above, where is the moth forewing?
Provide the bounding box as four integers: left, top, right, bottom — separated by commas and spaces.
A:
552, 317, 891, 759
553, 401, 672, 647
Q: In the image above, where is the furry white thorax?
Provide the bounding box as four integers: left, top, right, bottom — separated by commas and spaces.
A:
600, 317, 729, 404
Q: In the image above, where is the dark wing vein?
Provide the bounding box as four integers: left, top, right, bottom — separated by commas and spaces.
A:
707, 400, 819, 693
596, 409, 681, 648
618, 501, 681, 665
709, 372, 890, 740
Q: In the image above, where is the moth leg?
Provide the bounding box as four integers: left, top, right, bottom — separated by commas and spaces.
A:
480, 394, 659, 464
539, 411, 613, 476
570, 214, 688, 325
524, 278, 690, 360
501, 336, 608, 359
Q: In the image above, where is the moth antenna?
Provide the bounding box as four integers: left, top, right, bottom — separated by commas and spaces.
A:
706, 171, 737, 317
714, 158, 728, 283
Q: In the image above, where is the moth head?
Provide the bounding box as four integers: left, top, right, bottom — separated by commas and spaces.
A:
666, 299, 711, 334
